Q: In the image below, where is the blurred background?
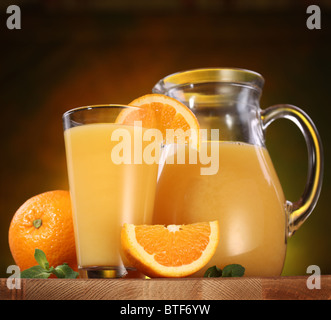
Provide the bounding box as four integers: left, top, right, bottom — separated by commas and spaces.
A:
0, 0, 330, 278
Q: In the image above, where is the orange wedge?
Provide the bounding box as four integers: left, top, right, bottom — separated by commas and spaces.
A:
121, 221, 219, 278
116, 94, 200, 147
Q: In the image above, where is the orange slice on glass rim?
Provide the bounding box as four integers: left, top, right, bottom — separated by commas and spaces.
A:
116, 94, 200, 147
121, 221, 219, 278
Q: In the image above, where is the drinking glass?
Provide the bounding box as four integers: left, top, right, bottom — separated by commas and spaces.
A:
63, 105, 160, 278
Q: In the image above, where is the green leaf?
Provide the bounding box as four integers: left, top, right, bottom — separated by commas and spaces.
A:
221, 264, 245, 277
20, 249, 79, 279
52, 263, 79, 279
203, 265, 222, 277
21, 265, 51, 279
34, 249, 49, 270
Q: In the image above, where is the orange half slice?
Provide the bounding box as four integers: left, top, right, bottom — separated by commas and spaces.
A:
121, 221, 219, 278
116, 94, 200, 147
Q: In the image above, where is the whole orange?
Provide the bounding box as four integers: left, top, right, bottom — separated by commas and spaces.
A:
8, 190, 78, 271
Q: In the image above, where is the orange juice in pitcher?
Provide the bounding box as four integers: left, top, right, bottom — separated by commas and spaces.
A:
154, 141, 286, 276
152, 68, 323, 276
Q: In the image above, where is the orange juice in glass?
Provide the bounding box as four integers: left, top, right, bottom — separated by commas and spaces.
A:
152, 68, 323, 277
63, 105, 160, 278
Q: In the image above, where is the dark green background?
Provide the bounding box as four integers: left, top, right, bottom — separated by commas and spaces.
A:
0, 1, 330, 278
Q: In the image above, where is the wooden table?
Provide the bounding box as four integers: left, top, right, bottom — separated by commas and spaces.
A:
1, 276, 330, 300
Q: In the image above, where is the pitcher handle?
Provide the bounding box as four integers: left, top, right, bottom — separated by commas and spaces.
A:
261, 104, 324, 237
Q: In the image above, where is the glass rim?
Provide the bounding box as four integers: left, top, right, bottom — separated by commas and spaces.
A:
152, 67, 265, 93
62, 104, 141, 119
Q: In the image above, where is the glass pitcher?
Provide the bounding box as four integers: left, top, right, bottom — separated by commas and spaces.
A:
152, 68, 323, 276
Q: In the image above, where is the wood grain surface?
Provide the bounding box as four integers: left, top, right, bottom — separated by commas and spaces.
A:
1, 276, 330, 300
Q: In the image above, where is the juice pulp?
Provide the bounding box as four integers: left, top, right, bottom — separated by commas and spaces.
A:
64, 123, 159, 268
153, 141, 287, 276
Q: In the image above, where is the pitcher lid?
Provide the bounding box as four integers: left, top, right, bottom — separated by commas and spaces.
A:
153, 68, 265, 93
